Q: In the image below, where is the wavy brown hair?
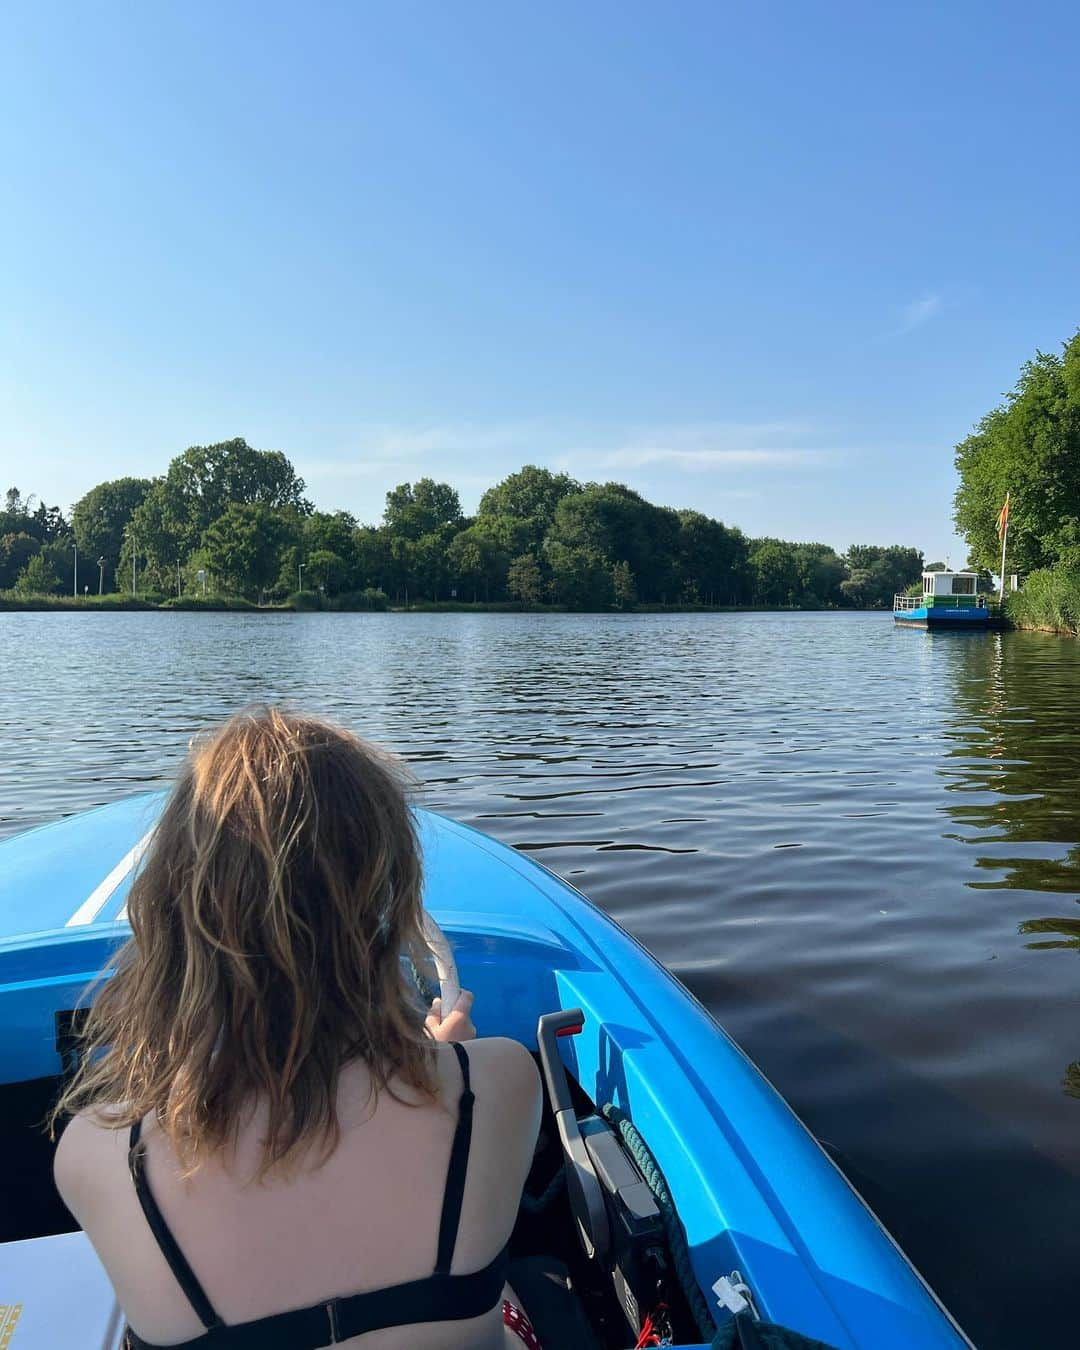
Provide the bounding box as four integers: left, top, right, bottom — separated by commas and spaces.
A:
52, 705, 437, 1177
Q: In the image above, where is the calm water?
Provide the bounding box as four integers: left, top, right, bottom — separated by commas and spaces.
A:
3, 610, 1079, 1347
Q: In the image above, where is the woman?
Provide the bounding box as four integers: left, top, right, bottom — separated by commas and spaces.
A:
53, 706, 544, 1348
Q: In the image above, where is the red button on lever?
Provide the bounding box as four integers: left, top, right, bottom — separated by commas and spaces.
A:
556, 1022, 584, 1038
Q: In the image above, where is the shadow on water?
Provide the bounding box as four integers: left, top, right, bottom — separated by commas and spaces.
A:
686, 981, 1080, 1350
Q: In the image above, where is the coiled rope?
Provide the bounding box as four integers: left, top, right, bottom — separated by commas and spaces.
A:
601, 1103, 717, 1344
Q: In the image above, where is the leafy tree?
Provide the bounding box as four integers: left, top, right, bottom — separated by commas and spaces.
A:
1, 489, 67, 542
201, 504, 298, 602
470, 512, 534, 561
545, 542, 613, 609
411, 527, 459, 600
280, 511, 362, 596
677, 510, 751, 604
71, 477, 153, 589
841, 545, 923, 607
383, 479, 463, 542
305, 549, 347, 595
15, 551, 62, 595
612, 560, 637, 608
546, 483, 680, 603
124, 440, 310, 585
791, 543, 847, 608
164, 439, 310, 551
120, 483, 187, 593
955, 333, 1080, 572
749, 540, 801, 605
447, 526, 506, 601
352, 526, 396, 595
477, 466, 581, 553
0, 533, 39, 590
507, 552, 545, 605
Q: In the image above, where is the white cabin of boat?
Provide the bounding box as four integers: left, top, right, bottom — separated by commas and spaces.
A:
920, 570, 980, 600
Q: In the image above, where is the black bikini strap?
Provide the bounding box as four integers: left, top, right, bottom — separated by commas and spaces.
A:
128, 1119, 223, 1331
434, 1042, 474, 1275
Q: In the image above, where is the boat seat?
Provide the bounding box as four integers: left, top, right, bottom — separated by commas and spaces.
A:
506, 1254, 601, 1350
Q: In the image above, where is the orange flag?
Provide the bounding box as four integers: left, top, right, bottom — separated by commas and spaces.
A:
996, 492, 1010, 539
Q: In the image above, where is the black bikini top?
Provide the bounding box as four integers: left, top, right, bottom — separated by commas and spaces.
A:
125, 1043, 507, 1349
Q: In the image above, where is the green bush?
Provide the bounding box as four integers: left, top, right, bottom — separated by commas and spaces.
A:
333, 588, 389, 611
160, 594, 259, 611
286, 589, 324, 610
0, 591, 159, 611
1006, 569, 1080, 634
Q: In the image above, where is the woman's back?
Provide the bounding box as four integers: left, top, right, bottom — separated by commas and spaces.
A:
56, 1035, 541, 1348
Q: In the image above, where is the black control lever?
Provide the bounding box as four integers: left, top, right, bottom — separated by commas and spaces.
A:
536, 1009, 611, 1266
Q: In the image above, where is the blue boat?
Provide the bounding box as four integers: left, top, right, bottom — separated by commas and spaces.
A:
893, 572, 992, 628
0, 795, 975, 1349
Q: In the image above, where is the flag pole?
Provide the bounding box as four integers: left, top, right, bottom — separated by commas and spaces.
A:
998, 494, 1009, 604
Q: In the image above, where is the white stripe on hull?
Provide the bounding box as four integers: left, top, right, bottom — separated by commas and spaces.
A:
65, 830, 155, 926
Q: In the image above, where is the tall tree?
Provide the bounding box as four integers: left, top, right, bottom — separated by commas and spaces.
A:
201, 504, 298, 602
120, 483, 187, 593
840, 545, 923, 607
677, 510, 751, 604
477, 466, 581, 553
955, 333, 1080, 572
1, 489, 68, 542
0, 534, 39, 590
507, 552, 545, 605
166, 439, 310, 546
15, 552, 62, 595
447, 526, 507, 601
71, 478, 153, 589
545, 484, 680, 603
383, 479, 463, 542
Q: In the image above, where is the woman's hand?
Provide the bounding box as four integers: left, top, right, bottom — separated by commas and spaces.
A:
425, 989, 476, 1042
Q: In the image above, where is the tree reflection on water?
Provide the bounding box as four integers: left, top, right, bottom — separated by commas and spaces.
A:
937, 628, 1080, 1096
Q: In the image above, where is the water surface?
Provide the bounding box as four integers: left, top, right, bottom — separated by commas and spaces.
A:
3, 611, 1079, 1348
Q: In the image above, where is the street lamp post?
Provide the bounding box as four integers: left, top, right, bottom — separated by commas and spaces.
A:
73, 543, 78, 598
97, 556, 105, 595
298, 562, 306, 592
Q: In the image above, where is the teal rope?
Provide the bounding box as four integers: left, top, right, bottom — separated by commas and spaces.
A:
601, 1103, 717, 1344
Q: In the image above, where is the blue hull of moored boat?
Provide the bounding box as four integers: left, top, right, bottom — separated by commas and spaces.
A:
0, 796, 974, 1349
893, 605, 991, 628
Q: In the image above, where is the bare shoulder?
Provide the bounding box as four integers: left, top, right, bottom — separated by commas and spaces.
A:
463, 1035, 540, 1092
53, 1108, 131, 1214
460, 1036, 542, 1133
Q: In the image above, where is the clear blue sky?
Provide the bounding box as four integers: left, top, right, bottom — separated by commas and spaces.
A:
3, 1, 1078, 561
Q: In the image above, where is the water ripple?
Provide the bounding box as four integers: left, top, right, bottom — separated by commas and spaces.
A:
2, 611, 1079, 1347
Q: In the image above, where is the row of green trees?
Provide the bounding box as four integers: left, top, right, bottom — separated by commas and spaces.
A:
954, 328, 1080, 635
955, 330, 1080, 574
2, 440, 924, 609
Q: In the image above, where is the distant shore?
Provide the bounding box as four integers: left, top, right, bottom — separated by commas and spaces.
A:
1, 593, 864, 616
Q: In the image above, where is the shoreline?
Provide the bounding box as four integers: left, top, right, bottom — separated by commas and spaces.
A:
2, 595, 869, 616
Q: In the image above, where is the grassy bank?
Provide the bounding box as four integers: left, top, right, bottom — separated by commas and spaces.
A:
0, 592, 162, 611
2, 590, 861, 616
1005, 569, 1080, 635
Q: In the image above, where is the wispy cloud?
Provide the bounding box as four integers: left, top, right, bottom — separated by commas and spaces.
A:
301, 421, 542, 480
556, 420, 842, 475
887, 292, 943, 338
588, 446, 833, 471
296, 417, 848, 521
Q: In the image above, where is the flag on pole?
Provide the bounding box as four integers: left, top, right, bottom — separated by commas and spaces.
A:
996, 492, 1010, 539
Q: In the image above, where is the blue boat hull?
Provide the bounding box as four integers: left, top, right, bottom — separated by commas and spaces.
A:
893, 606, 990, 628
0, 797, 973, 1349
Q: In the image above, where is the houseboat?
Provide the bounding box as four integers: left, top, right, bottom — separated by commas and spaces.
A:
893, 571, 991, 628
